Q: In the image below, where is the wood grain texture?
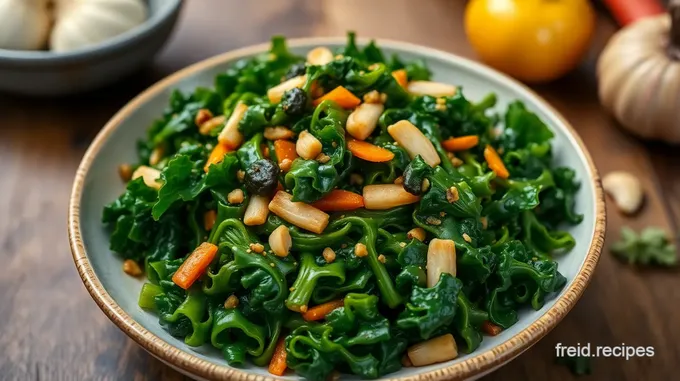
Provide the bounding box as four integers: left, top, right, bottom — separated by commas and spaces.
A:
1, 1, 677, 380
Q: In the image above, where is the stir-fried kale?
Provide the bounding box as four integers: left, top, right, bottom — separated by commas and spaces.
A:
104, 32, 582, 380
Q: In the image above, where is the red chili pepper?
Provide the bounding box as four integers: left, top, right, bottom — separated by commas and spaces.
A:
602, 0, 665, 26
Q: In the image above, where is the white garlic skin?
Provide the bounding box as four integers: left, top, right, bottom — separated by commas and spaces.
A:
50, 0, 148, 52
0, 0, 51, 50
598, 15, 680, 143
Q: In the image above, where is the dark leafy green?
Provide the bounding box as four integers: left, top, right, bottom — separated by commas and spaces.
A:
103, 32, 583, 381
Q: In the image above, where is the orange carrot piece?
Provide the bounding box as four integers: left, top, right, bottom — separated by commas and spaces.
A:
311, 189, 365, 212
484, 145, 509, 179
172, 242, 218, 290
313, 86, 361, 109
481, 321, 502, 336
274, 139, 298, 165
268, 337, 288, 376
442, 135, 479, 152
204, 143, 231, 172
392, 69, 408, 88
302, 299, 345, 321
347, 139, 395, 163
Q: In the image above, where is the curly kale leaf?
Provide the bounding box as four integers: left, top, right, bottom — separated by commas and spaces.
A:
396, 273, 461, 340
611, 227, 678, 266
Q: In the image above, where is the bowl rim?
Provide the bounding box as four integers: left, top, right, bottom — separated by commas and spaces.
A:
68, 36, 606, 381
0, 0, 183, 65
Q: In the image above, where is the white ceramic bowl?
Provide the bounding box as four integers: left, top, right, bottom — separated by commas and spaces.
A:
0, 0, 182, 95
68, 37, 606, 380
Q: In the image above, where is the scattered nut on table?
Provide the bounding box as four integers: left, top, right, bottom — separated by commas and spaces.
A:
602, 171, 644, 215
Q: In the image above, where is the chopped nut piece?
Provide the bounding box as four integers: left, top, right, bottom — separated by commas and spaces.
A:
394, 176, 405, 185
407, 228, 426, 242
316, 153, 331, 164
462, 233, 472, 243
269, 225, 292, 257
377, 254, 387, 263
426, 216, 442, 226
199, 115, 226, 135
132, 166, 162, 190
122, 259, 142, 277
268, 75, 306, 103
346, 103, 384, 140
387, 120, 441, 166
421, 179, 430, 192
264, 126, 295, 140
279, 158, 293, 172
355, 243, 368, 257
451, 157, 464, 167
268, 191, 330, 234
363, 184, 420, 210
204, 210, 217, 231
243, 195, 271, 226
350, 173, 364, 186
218, 103, 248, 148
149, 146, 164, 166
227, 189, 245, 204
118, 164, 133, 182
236, 170, 245, 182
480, 216, 488, 229
323, 247, 336, 263
296, 130, 323, 160
224, 295, 239, 309
407, 81, 457, 97
195, 108, 214, 126
446, 186, 460, 203
362, 90, 383, 104
250, 243, 265, 253
307, 47, 334, 66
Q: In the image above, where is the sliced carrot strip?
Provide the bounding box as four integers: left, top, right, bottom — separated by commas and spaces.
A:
204, 143, 231, 172
302, 299, 345, 321
172, 242, 218, 290
311, 189, 364, 212
484, 145, 509, 179
274, 139, 298, 165
347, 139, 395, 163
313, 86, 361, 109
392, 69, 408, 88
481, 321, 502, 336
442, 135, 479, 151
268, 337, 288, 376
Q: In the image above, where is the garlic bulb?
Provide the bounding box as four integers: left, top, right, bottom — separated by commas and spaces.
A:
50, 0, 147, 52
0, 0, 51, 50
598, 1, 680, 143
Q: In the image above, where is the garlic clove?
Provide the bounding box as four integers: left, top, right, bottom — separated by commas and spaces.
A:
602, 171, 644, 215
0, 0, 51, 50
50, 0, 148, 52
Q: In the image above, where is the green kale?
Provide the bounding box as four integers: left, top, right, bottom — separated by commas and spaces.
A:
611, 227, 678, 266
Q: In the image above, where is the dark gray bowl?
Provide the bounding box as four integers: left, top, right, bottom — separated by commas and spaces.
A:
0, 0, 182, 96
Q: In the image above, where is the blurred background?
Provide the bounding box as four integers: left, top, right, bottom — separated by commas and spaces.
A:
1, 0, 679, 380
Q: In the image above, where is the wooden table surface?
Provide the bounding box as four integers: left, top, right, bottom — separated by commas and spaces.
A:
1, 1, 678, 380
